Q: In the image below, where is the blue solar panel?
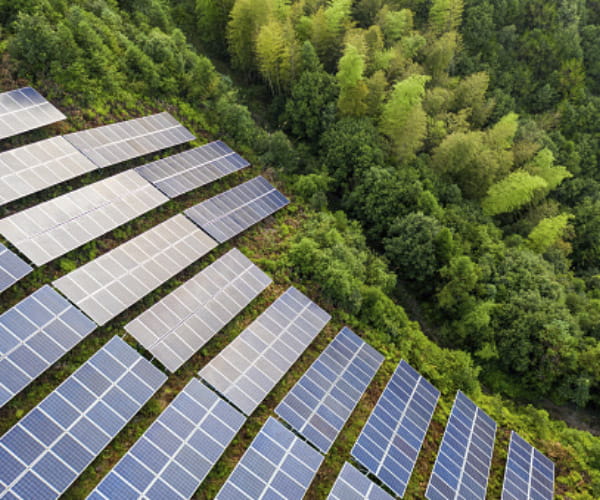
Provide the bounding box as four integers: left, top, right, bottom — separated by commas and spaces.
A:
501, 431, 554, 500
328, 462, 394, 500
216, 417, 323, 500
184, 176, 289, 243
135, 140, 250, 198
0, 243, 32, 293
351, 360, 440, 498
0, 285, 96, 408
0, 336, 166, 499
426, 391, 497, 500
276, 327, 384, 453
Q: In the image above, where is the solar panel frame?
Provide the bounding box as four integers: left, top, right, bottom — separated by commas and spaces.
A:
0, 136, 99, 207
501, 431, 554, 500
126, 248, 272, 373
275, 327, 384, 453
351, 360, 440, 498
64, 113, 195, 168
0, 336, 167, 499
88, 377, 245, 500
425, 391, 497, 500
328, 462, 395, 500
0, 285, 97, 408
0, 87, 66, 140
184, 176, 289, 243
53, 214, 217, 326
0, 243, 32, 293
198, 286, 331, 416
216, 416, 324, 500
0, 170, 168, 266
135, 140, 250, 198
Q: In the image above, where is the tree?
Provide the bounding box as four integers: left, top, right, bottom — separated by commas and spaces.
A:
256, 18, 295, 93
227, 0, 272, 73
336, 43, 369, 116
528, 214, 573, 253
481, 171, 548, 216
428, 0, 464, 36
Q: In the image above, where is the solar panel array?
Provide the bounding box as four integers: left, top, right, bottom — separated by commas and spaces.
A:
216, 416, 323, 500
0, 137, 98, 207
0, 285, 96, 408
88, 378, 245, 500
0, 336, 167, 500
185, 175, 289, 243
198, 286, 330, 416
53, 214, 217, 325
426, 391, 497, 500
328, 462, 394, 500
0, 170, 168, 266
352, 360, 440, 498
135, 140, 250, 198
501, 431, 554, 500
276, 327, 384, 453
64, 112, 195, 168
0, 243, 32, 293
0, 87, 66, 140
126, 248, 272, 373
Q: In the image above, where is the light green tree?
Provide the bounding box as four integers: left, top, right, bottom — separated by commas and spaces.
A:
336, 43, 369, 116
428, 0, 464, 36
481, 171, 548, 216
528, 214, 573, 253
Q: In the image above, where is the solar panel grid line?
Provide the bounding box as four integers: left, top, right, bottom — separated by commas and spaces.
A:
215, 416, 324, 500
275, 327, 384, 453
327, 462, 395, 500
88, 378, 245, 500
0, 336, 167, 499
0, 87, 66, 140
0, 170, 168, 265
0, 285, 97, 408
351, 360, 440, 498
0, 243, 32, 293
425, 391, 497, 500
0, 136, 99, 207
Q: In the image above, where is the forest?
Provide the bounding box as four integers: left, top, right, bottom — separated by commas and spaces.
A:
1, 0, 600, 497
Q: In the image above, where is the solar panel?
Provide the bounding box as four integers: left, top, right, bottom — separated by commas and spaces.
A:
88, 378, 245, 500
216, 416, 323, 500
0, 336, 166, 499
135, 140, 250, 198
0, 87, 66, 140
328, 462, 394, 500
352, 360, 440, 498
199, 287, 330, 416
501, 431, 554, 500
0, 243, 32, 293
126, 248, 272, 373
64, 112, 195, 168
0, 170, 168, 266
0, 136, 98, 207
425, 391, 497, 500
184, 176, 289, 243
0, 285, 96, 408
276, 327, 383, 453
53, 214, 217, 326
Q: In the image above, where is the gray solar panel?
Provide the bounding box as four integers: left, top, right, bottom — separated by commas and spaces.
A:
184, 175, 289, 243
328, 462, 394, 500
53, 214, 217, 325
0, 243, 31, 293
64, 112, 195, 168
276, 327, 383, 453
501, 431, 554, 500
0, 136, 98, 207
88, 378, 245, 500
426, 391, 497, 500
0, 170, 168, 265
0, 87, 66, 140
0, 285, 96, 408
216, 416, 323, 500
126, 248, 272, 373
198, 286, 330, 416
352, 360, 440, 498
135, 140, 250, 198
0, 336, 166, 500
